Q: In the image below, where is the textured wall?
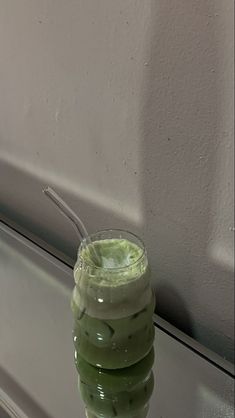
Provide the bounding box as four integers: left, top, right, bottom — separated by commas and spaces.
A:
0, 1, 234, 361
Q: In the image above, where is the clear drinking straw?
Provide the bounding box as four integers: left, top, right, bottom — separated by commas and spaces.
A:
43, 186, 100, 265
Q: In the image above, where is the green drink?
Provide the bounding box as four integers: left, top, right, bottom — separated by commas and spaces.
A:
72, 230, 155, 369
75, 348, 154, 418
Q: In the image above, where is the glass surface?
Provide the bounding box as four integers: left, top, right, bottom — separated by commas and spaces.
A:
0, 223, 234, 418
72, 230, 155, 369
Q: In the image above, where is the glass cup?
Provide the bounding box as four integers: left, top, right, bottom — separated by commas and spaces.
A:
71, 229, 155, 369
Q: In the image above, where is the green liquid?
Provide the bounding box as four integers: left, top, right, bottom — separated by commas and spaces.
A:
76, 348, 154, 418
72, 238, 155, 369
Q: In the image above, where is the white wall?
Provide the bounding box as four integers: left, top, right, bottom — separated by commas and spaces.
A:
0, 1, 234, 361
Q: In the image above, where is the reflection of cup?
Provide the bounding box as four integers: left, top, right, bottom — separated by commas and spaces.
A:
76, 348, 155, 418
72, 230, 155, 369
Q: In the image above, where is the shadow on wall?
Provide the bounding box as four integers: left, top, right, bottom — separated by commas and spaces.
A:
0, 0, 233, 363
155, 284, 194, 337
140, 0, 234, 361
0, 157, 139, 263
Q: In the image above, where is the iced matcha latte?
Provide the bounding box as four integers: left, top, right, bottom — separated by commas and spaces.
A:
72, 230, 155, 369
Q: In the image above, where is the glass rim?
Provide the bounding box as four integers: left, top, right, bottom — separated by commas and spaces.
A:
78, 228, 146, 271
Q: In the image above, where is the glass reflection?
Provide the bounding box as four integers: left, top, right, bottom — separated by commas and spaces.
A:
75, 348, 154, 418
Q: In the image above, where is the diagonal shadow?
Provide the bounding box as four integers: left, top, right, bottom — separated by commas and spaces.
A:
139, 0, 234, 362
